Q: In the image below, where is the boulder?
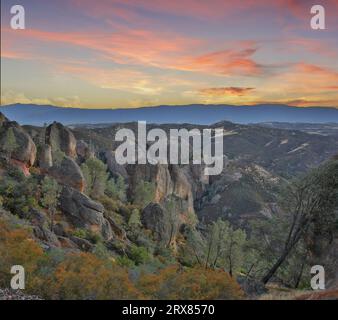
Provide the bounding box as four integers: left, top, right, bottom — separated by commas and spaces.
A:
45, 122, 77, 158
48, 156, 85, 192
57, 236, 79, 250
141, 202, 171, 243
60, 186, 112, 239
70, 236, 94, 251
107, 217, 127, 239
76, 140, 94, 162
0, 121, 37, 168
38, 144, 53, 170
33, 226, 61, 248
28, 208, 46, 227
53, 221, 69, 237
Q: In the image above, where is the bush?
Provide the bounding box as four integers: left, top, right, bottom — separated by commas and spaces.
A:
129, 245, 151, 265
72, 228, 102, 244
0, 218, 46, 291
137, 265, 245, 300
105, 176, 127, 202
47, 252, 140, 299
133, 180, 155, 209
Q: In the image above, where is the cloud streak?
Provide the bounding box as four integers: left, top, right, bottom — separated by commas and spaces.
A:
198, 87, 255, 97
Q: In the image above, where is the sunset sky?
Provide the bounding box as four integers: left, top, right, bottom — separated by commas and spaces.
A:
1, 0, 338, 109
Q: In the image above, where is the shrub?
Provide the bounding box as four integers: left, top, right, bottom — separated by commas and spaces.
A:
0, 218, 46, 291
137, 265, 245, 300
129, 245, 151, 265
47, 252, 140, 300
133, 180, 155, 209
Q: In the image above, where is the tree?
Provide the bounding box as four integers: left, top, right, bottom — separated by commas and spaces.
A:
186, 219, 247, 276
81, 158, 109, 199
40, 176, 61, 231
133, 180, 155, 209
106, 175, 127, 202
2, 128, 18, 161
128, 209, 142, 229
261, 160, 338, 284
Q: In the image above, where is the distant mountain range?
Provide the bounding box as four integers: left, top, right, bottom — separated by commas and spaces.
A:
1, 103, 338, 126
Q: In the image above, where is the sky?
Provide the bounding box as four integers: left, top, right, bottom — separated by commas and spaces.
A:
1, 0, 338, 109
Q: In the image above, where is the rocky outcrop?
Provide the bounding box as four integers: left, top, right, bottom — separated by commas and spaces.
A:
127, 163, 199, 220
33, 226, 61, 248
70, 236, 94, 251
60, 186, 112, 240
0, 120, 37, 173
141, 196, 190, 245
0, 112, 9, 124
38, 144, 53, 170
76, 140, 94, 162
141, 203, 170, 242
45, 122, 77, 158
105, 151, 128, 179
48, 156, 85, 192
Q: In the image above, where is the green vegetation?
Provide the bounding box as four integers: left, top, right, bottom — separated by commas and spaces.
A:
81, 157, 127, 202
133, 180, 156, 208
40, 176, 61, 231
1, 128, 18, 161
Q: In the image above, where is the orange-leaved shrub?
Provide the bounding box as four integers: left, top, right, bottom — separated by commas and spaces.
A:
0, 218, 45, 291
45, 252, 141, 300
137, 265, 245, 300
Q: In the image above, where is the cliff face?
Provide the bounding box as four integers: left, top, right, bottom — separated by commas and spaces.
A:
0, 114, 37, 175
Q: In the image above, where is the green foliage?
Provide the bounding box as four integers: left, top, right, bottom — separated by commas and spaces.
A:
185, 219, 248, 276
105, 175, 127, 202
72, 228, 103, 244
40, 176, 62, 231
129, 245, 151, 265
0, 171, 40, 218
93, 242, 111, 260
1, 128, 18, 159
133, 180, 155, 209
128, 209, 141, 229
116, 255, 135, 268
40, 176, 61, 209
81, 158, 109, 199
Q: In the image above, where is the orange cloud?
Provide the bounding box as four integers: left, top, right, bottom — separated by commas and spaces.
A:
176, 44, 263, 76
2, 27, 264, 77
1, 27, 202, 68
199, 87, 255, 96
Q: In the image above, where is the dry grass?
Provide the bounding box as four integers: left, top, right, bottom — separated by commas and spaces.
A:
258, 283, 338, 300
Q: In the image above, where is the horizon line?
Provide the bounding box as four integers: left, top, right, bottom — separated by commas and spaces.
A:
1, 102, 338, 111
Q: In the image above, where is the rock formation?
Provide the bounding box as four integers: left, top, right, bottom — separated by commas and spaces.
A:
48, 156, 85, 192
60, 186, 112, 240
45, 121, 77, 158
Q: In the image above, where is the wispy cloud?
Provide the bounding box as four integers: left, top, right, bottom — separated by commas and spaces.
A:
198, 87, 255, 97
